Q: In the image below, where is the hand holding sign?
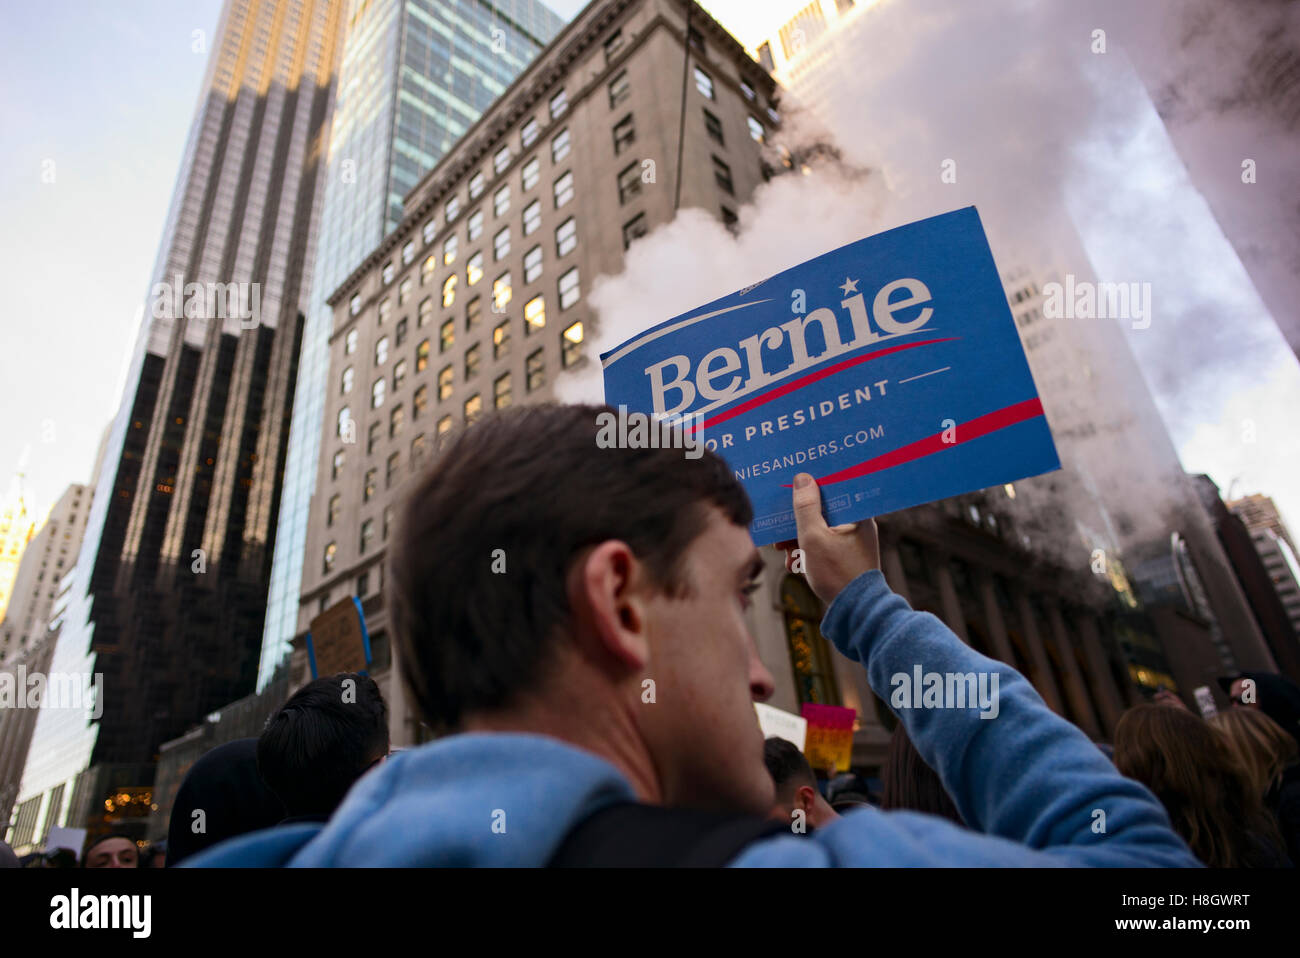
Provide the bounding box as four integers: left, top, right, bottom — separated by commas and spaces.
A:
777, 472, 880, 605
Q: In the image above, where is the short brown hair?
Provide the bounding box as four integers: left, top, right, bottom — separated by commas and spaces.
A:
387, 403, 751, 730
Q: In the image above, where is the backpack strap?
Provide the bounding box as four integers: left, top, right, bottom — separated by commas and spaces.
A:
548, 802, 791, 867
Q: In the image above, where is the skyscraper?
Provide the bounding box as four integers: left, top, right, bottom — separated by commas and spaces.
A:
11, 0, 346, 846
260, 0, 565, 685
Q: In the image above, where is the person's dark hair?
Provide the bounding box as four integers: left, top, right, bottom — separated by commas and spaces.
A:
388, 403, 752, 730
81, 832, 140, 867
257, 672, 389, 818
880, 723, 963, 825
1115, 704, 1287, 867
764, 737, 816, 801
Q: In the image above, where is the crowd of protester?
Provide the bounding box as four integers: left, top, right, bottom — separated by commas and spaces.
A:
4, 404, 1300, 868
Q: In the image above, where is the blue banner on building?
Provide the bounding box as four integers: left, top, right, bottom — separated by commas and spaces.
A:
600, 207, 1060, 545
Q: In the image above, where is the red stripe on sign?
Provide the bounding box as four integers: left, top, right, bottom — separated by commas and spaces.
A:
789, 398, 1047, 487
688, 337, 959, 433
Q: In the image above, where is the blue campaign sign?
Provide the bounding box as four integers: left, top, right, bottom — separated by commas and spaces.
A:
600, 206, 1060, 545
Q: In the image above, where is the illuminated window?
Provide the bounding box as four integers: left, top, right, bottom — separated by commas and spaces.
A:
323, 542, 337, 573
345, 328, 358, 354
442, 274, 457, 307
421, 255, 436, 284
521, 117, 539, 148
523, 245, 543, 283
364, 468, 377, 502
349, 294, 361, 316
468, 209, 484, 241
558, 267, 580, 310
524, 294, 545, 334
418, 296, 433, 327
549, 89, 568, 120
337, 406, 351, 437
467, 250, 483, 286
494, 226, 511, 262
493, 271, 512, 311
414, 384, 428, 419
393, 358, 407, 389
438, 364, 454, 400
371, 377, 386, 408
378, 298, 391, 325
494, 372, 512, 409
521, 156, 540, 191
741, 79, 756, 101
469, 170, 485, 199
341, 366, 354, 395
526, 348, 545, 392
781, 575, 842, 708
747, 116, 765, 143
465, 342, 481, 379
493, 144, 511, 175
443, 233, 458, 265
390, 403, 405, 438
464, 393, 483, 423
402, 240, 415, 265
332, 449, 344, 480
375, 336, 389, 365
562, 321, 584, 367
554, 171, 574, 208
551, 127, 570, 163
556, 217, 576, 257
493, 319, 511, 359
440, 318, 454, 353
416, 339, 430, 373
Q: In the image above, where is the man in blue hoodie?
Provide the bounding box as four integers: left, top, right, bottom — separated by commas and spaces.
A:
190, 403, 1197, 867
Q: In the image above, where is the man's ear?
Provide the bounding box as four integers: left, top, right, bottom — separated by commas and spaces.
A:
567, 540, 651, 670
795, 784, 818, 812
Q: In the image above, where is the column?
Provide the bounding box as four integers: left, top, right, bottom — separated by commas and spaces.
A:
1015, 592, 1066, 715
1076, 615, 1127, 736
977, 570, 1018, 667
1045, 601, 1102, 739
932, 553, 969, 644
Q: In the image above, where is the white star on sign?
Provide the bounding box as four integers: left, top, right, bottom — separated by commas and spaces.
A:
840, 277, 859, 296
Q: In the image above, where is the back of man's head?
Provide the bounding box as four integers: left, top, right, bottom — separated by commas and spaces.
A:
258, 673, 389, 818
764, 736, 839, 829
388, 403, 777, 815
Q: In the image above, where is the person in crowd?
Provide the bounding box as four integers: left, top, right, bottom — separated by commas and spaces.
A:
1218, 671, 1300, 749
1114, 703, 1289, 867
763, 736, 839, 832
188, 404, 1197, 867
257, 672, 390, 822
1210, 707, 1300, 865
166, 737, 286, 867
82, 834, 140, 868
880, 722, 963, 825
825, 771, 876, 813
0, 841, 20, 868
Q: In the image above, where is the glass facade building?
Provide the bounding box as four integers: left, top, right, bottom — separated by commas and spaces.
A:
260, 0, 564, 685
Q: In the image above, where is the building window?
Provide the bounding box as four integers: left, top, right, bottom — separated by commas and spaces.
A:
445, 195, 460, 221
493, 226, 511, 261
469, 170, 486, 199
703, 108, 724, 144
466, 295, 482, 331
494, 144, 511, 175
341, 366, 354, 395
521, 117, 539, 148
694, 66, 714, 99
526, 348, 546, 392
437, 415, 453, 446
553, 171, 574, 208
357, 572, 369, 597
360, 519, 374, 555
623, 213, 647, 250
382, 260, 395, 284
493, 319, 511, 359
323, 542, 337, 574
375, 336, 389, 365
349, 294, 361, 316
494, 372, 512, 409
378, 298, 392, 325
393, 358, 407, 389
423, 218, 437, 244
416, 339, 430, 372
523, 244, 543, 283
465, 342, 481, 379
608, 70, 630, 108
442, 274, 457, 308
443, 233, 458, 265
364, 468, 377, 502
767, 105, 780, 124
467, 250, 484, 286
371, 377, 386, 408
521, 155, 540, 191
604, 28, 624, 64
468, 209, 484, 241
493, 271, 512, 311
327, 494, 340, 527
338, 406, 352, 438
414, 383, 428, 419
551, 127, 570, 163
390, 403, 405, 438
558, 267, 580, 310
438, 364, 454, 400
465, 393, 483, 423
713, 155, 734, 195
411, 432, 428, 463
549, 89, 568, 120
402, 240, 415, 265
781, 575, 842, 707
618, 162, 641, 204
613, 113, 635, 154
383, 505, 394, 540
395, 317, 408, 347
523, 199, 541, 236
556, 217, 577, 257
332, 449, 344, 480
345, 328, 358, 354
562, 321, 584, 367
524, 294, 545, 335
421, 254, 437, 284
747, 115, 765, 143
387, 452, 400, 488
688, 26, 705, 53
418, 296, 433, 327
493, 184, 511, 218
740, 78, 756, 101
440, 318, 454, 353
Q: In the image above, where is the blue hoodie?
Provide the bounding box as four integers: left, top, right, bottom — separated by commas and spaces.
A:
187, 570, 1199, 867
